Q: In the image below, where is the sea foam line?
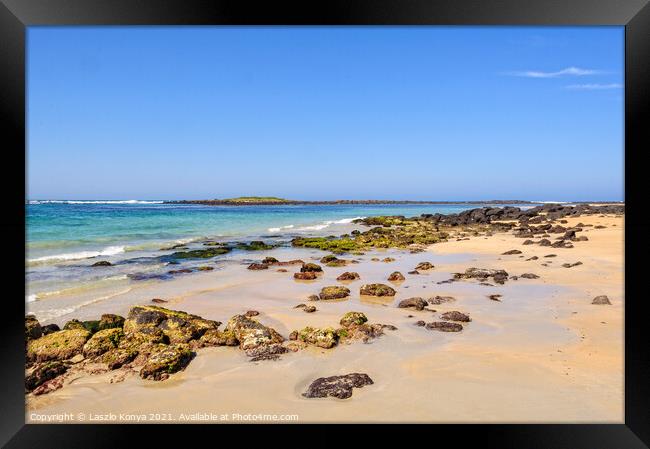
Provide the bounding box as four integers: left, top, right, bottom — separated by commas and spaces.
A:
28, 245, 126, 264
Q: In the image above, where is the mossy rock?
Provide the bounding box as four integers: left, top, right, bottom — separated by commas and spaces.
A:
326, 259, 348, 267
168, 247, 231, 259
262, 257, 279, 264
102, 348, 139, 370
300, 263, 323, 273
225, 315, 284, 350
337, 271, 360, 281
297, 326, 338, 349
139, 344, 194, 381
291, 237, 364, 254
319, 286, 351, 300
340, 312, 368, 327
415, 262, 434, 270
236, 240, 275, 251
124, 305, 219, 344
320, 255, 339, 264
387, 271, 406, 281
25, 361, 68, 392
63, 319, 100, 334
360, 283, 396, 297
98, 314, 125, 331
83, 328, 124, 358
199, 329, 239, 347
27, 329, 91, 363
25, 316, 42, 341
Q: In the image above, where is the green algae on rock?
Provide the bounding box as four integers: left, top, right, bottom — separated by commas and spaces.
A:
224, 314, 284, 350
25, 361, 68, 392
82, 328, 124, 358
339, 312, 368, 327
296, 326, 339, 349
319, 286, 351, 300
168, 247, 232, 259
360, 283, 396, 297
139, 344, 194, 381
27, 329, 91, 363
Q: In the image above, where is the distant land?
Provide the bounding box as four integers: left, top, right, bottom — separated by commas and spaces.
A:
166, 197, 622, 206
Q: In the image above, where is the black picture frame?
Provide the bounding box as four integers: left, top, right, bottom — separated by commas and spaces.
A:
2, 0, 648, 446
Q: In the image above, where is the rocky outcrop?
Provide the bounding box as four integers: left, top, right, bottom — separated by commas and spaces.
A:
27, 329, 91, 363
360, 283, 396, 296
25, 316, 42, 341
83, 328, 123, 358
302, 373, 374, 399
319, 286, 350, 300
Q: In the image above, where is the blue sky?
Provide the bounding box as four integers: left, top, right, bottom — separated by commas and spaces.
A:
27, 27, 624, 201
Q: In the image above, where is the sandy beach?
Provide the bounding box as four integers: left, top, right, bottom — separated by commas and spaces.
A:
24, 210, 624, 423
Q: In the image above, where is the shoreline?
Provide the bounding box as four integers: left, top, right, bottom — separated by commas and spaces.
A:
25, 204, 624, 423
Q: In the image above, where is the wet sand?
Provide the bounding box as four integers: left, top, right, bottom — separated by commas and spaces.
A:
26, 214, 623, 423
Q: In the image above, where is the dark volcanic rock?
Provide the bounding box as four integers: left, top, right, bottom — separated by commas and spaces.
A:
247, 263, 269, 270
502, 249, 522, 255
440, 311, 471, 322
91, 260, 113, 267
520, 273, 540, 279
397, 297, 428, 311
337, 271, 360, 281
387, 271, 406, 281
425, 322, 463, 332
302, 373, 374, 399
488, 294, 502, 301
454, 268, 509, 284
592, 295, 612, 305
25, 316, 42, 341
428, 295, 455, 305
562, 262, 583, 268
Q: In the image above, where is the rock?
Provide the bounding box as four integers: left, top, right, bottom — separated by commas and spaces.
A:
98, 314, 125, 331
397, 297, 428, 311
302, 373, 374, 399
562, 230, 576, 240
91, 260, 113, 267
520, 273, 540, 279
337, 271, 360, 281
562, 262, 583, 268
307, 294, 320, 302
224, 315, 284, 350
382, 257, 396, 263
245, 310, 260, 317
415, 320, 426, 327
294, 272, 318, 280
25, 316, 42, 341
151, 298, 168, 304
301, 263, 323, 273
294, 304, 306, 309
101, 348, 138, 370
277, 268, 288, 272
40, 323, 60, 336
408, 270, 420, 275
522, 240, 534, 245
425, 322, 463, 332
339, 312, 368, 327
296, 327, 338, 348
595, 225, 607, 229
262, 257, 279, 264
440, 311, 471, 322
139, 344, 193, 380
27, 329, 91, 363
247, 263, 269, 270
415, 262, 434, 270
488, 294, 502, 301
526, 256, 539, 261
360, 283, 396, 297
83, 328, 124, 358
502, 249, 522, 255
428, 295, 455, 305
169, 247, 231, 259
454, 268, 509, 284
198, 329, 239, 347
539, 239, 552, 246
245, 343, 288, 361
544, 254, 557, 258
319, 286, 351, 300
237, 241, 275, 251
63, 319, 100, 334
592, 295, 611, 305
320, 255, 339, 264
303, 305, 317, 313
326, 259, 348, 267
574, 236, 589, 241
196, 266, 214, 271
124, 305, 220, 345
168, 268, 193, 275
387, 271, 405, 281
25, 361, 68, 392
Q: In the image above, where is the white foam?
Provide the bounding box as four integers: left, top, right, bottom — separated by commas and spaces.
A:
267, 225, 295, 232
26, 294, 37, 303
295, 216, 366, 232
28, 245, 125, 263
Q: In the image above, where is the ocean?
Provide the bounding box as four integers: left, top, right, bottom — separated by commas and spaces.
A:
26, 200, 530, 320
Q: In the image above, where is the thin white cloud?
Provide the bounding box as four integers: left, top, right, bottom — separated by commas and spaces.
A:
508, 66, 600, 78
565, 83, 623, 90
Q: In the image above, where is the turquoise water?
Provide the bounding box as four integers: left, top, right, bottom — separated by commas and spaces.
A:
26, 200, 530, 309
